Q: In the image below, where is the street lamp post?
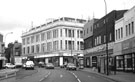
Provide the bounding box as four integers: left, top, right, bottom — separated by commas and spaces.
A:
104, 0, 109, 75
4, 32, 13, 47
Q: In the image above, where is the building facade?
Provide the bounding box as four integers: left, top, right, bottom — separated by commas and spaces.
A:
114, 6, 135, 72
22, 17, 87, 66
0, 33, 5, 69
84, 10, 127, 74
83, 19, 98, 67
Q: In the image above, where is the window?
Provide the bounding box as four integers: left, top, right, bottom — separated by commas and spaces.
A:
36, 34, 40, 42
99, 36, 101, 44
23, 47, 25, 54
31, 36, 34, 43
116, 30, 117, 40
118, 29, 120, 39
87, 28, 88, 34
61, 29, 62, 37
65, 40, 67, 50
53, 29, 58, 38
36, 44, 40, 53
61, 40, 62, 50
22, 38, 25, 45
95, 38, 97, 46
80, 31, 83, 38
27, 47, 30, 54
72, 30, 74, 37
47, 31, 51, 39
77, 30, 79, 38
80, 42, 84, 50
68, 29, 72, 37
77, 41, 79, 50
132, 22, 134, 34
41, 43, 45, 52
47, 42, 52, 51
97, 37, 98, 45
104, 35, 106, 43
121, 27, 123, 38
41, 33, 45, 41
27, 37, 30, 44
110, 33, 112, 41
129, 24, 131, 35
31, 45, 34, 53
65, 29, 67, 37
53, 41, 58, 51
126, 25, 128, 36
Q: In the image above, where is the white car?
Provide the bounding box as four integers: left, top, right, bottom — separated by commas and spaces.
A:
25, 61, 34, 70
4, 63, 16, 69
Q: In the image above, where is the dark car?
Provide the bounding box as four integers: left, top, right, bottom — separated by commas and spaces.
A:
45, 63, 54, 69
38, 61, 45, 68
66, 63, 77, 70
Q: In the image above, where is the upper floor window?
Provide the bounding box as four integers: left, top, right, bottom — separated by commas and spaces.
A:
118, 29, 120, 39
115, 30, 117, 40
22, 38, 25, 45
41, 33, 45, 41
132, 22, 134, 34
104, 35, 106, 43
126, 25, 128, 36
121, 27, 123, 38
61, 29, 62, 37
36, 34, 40, 42
47, 31, 51, 39
53, 29, 58, 38
87, 28, 88, 34
80, 31, 83, 38
129, 23, 131, 35
110, 33, 112, 41
27, 37, 30, 44
31, 36, 34, 43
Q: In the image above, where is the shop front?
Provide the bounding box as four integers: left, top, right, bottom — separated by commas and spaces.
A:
121, 37, 135, 72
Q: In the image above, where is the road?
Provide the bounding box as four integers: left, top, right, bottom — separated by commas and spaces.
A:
0, 67, 115, 82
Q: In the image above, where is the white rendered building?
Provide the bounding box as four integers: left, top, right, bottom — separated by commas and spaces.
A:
114, 6, 135, 72
22, 17, 87, 66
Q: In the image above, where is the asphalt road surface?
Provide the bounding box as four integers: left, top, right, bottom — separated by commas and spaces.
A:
0, 67, 115, 82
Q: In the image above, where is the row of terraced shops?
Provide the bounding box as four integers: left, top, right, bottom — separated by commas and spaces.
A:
84, 6, 135, 73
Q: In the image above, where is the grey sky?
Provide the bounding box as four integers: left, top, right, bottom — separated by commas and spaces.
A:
0, 0, 135, 46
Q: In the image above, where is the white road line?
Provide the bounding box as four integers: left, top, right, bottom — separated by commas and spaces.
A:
39, 78, 44, 82
45, 72, 51, 78
39, 72, 51, 82
77, 78, 81, 82
60, 74, 63, 78
70, 72, 81, 82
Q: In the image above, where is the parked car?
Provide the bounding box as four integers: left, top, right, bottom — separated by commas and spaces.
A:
25, 60, 35, 70
66, 63, 77, 70
4, 63, 16, 69
45, 63, 54, 69
38, 61, 45, 68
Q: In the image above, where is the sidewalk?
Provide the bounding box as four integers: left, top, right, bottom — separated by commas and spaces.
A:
0, 68, 19, 80
82, 68, 135, 82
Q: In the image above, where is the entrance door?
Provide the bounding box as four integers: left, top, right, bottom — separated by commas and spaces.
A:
100, 57, 105, 73
0, 60, 2, 69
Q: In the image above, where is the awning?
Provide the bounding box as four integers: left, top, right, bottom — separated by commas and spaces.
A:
0, 57, 6, 60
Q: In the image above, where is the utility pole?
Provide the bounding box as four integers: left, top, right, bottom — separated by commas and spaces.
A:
104, 0, 109, 75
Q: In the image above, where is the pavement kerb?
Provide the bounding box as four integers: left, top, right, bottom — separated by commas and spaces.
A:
81, 69, 121, 82
0, 69, 20, 80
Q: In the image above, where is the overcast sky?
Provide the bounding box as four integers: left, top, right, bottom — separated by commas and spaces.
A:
0, 0, 135, 46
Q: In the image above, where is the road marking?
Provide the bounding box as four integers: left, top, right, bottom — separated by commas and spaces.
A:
39, 72, 51, 82
60, 74, 63, 78
77, 78, 81, 82
70, 72, 81, 82
88, 76, 91, 77
39, 78, 44, 82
